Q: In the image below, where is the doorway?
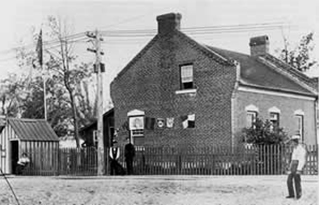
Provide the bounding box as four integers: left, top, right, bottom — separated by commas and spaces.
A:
10, 141, 19, 174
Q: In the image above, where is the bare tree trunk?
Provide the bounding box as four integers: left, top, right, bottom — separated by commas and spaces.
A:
70, 90, 80, 148
60, 31, 80, 148
64, 73, 80, 147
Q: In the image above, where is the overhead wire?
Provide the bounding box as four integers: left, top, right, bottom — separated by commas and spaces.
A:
0, 35, 89, 63
0, 21, 296, 63
0, 32, 88, 57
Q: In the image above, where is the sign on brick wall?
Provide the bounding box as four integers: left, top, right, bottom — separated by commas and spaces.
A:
156, 118, 165, 128
129, 116, 144, 130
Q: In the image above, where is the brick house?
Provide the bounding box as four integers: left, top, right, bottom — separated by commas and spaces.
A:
110, 13, 318, 148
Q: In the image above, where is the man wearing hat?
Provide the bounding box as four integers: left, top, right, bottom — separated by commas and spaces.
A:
109, 140, 121, 175
286, 134, 307, 200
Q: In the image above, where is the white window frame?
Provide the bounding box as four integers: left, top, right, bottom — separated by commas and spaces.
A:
268, 106, 281, 131
294, 114, 304, 142
269, 112, 280, 131
180, 64, 194, 90
246, 111, 257, 128
245, 105, 258, 128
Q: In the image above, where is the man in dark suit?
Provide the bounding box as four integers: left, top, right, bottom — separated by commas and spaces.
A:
124, 137, 135, 175
109, 140, 121, 175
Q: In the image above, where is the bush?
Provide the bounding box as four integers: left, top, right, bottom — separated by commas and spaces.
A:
240, 118, 288, 145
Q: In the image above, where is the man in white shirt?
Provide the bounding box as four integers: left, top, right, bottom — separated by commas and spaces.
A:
286, 134, 307, 200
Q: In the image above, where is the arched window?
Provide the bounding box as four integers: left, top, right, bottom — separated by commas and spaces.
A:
268, 107, 281, 131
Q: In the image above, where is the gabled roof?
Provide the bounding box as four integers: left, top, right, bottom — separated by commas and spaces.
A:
113, 36, 159, 81
205, 46, 316, 97
7, 118, 59, 141
177, 30, 316, 97
112, 31, 235, 83
112, 24, 315, 97
260, 54, 318, 92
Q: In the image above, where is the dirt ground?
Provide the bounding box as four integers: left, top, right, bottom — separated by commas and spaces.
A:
0, 175, 318, 205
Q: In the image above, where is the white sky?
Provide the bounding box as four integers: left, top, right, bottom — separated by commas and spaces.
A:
0, 0, 318, 100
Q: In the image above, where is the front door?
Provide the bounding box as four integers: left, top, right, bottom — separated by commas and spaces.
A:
11, 141, 19, 174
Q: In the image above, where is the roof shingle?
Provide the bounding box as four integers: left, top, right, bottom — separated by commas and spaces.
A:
205, 45, 314, 96
8, 118, 59, 141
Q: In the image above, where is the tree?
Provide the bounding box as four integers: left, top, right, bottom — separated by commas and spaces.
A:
20, 77, 45, 119
278, 32, 317, 72
40, 16, 96, 147
240, 118, 288, 145
0, 74, 27, 117
20, 75, 73, 137
13, 15, 97, 147
76, 77, 97, 127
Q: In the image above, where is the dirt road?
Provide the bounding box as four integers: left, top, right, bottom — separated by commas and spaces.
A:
0, 175, 317, 205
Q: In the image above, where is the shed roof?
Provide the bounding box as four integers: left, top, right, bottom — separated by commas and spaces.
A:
7, 118, 59, 141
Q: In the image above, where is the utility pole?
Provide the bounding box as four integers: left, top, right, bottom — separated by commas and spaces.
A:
36, 29, 47, 120
42, 66, 47, 121
87, 30, 106, 176
317, 76, 319, 144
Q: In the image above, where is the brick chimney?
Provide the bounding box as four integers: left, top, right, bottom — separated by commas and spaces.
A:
249, 35, 269, 56
156, 13, 182, 35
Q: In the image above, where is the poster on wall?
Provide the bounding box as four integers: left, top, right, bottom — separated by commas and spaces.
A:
166, 117, 174, 128
129, 116, 144, 130
156, 118, 165, 128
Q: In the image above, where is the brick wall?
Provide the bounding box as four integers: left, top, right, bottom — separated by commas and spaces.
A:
111, 31, 237, 147
233, 89, 317, 145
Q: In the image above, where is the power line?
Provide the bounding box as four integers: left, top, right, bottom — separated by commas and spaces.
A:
0, 32, 88, 56
100, 21, 294, 34
0, 21, 296, 58
107, 24, 291, 37
0, 36, 89, 63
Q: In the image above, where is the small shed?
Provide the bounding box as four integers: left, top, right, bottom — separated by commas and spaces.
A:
0, 118, 59, 174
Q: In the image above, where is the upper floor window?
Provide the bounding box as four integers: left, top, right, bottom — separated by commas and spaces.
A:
180, 64, 194, 90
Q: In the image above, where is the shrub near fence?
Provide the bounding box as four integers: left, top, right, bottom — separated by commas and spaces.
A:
23, 144, 318, 176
